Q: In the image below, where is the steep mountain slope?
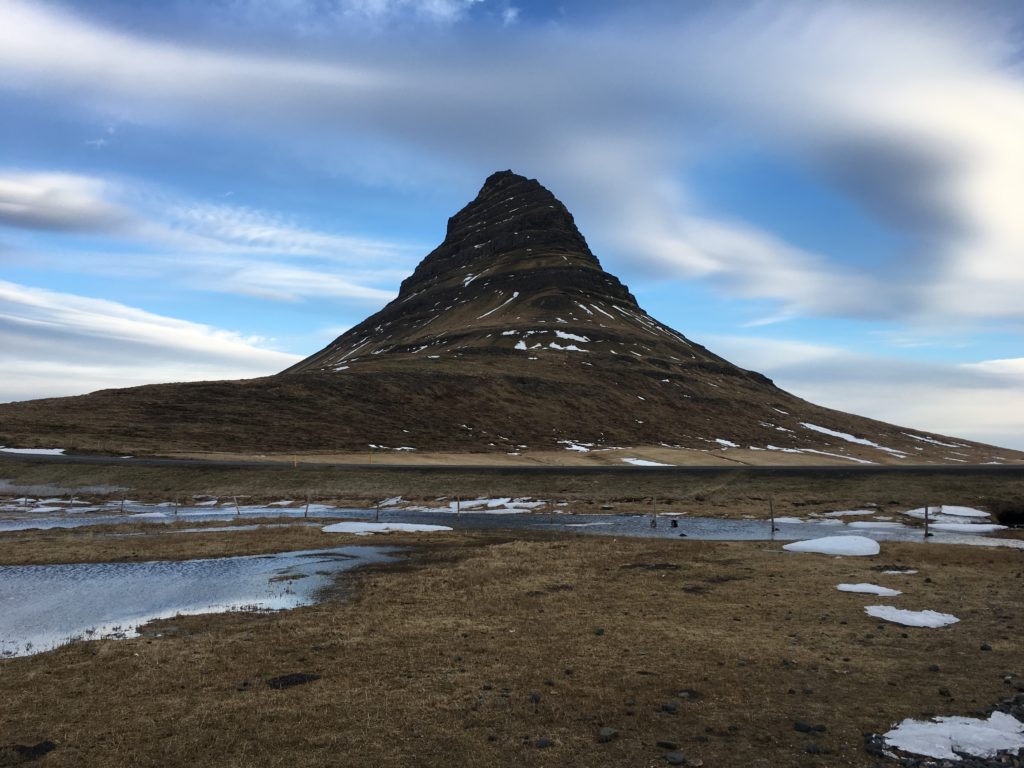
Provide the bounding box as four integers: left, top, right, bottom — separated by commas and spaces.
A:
0, 171, 1018, 465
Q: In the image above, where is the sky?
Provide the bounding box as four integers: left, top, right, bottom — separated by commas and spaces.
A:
1, 0, 1023, 449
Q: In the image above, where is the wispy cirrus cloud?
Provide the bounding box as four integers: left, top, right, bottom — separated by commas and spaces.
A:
0, 279, 300, 402
0, 167, 412, 303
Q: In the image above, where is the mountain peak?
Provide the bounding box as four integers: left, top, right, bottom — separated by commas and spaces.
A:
400, 169, 601, 299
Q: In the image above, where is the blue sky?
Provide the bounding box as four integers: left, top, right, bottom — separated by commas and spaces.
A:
2, 0, 1024, 449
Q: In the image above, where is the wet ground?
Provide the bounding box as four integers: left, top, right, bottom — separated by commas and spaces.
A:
0, 546, 396, 657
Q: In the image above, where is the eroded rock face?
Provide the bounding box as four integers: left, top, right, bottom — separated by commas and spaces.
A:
284, 171, 718, 377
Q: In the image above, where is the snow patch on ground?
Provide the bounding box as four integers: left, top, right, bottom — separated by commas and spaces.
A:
837, 583, 902, 597
621, 458, 673, 467
820, 509, 877, 518
0, 447, 66, 455
559, 440, 593, 452
322, 522, 452, 535
930, 523, 1007, 533
783, 536, 881, 556
905, 505, 990, 519
549, 342, 587, 352
799, 423, 905, 456
554, 330, 590, 342
883, 712, 1024, 761
448, 498, 545, 513
865, 605, 959, 628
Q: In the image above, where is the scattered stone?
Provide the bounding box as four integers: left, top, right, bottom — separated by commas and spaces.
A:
664, 751, 687, 765
657, 740, 680, 750
528, 692, 541, 706
676, 689, 703, 700
266, 672, 321, 690
660, 701, 679, 714
981, 643, 993, 651
598, 727, 618, 743
939, 687, 952, 698
929, 664, 941, 672
536, 737, 554, 749
805, 743, 824, 754
595, 628, 605, 636
794, 720, 814, 733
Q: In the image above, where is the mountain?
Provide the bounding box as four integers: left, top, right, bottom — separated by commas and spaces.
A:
0, 171, 1018, 465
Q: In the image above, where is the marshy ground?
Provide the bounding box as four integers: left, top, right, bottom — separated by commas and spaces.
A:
2, 521, 1023, 767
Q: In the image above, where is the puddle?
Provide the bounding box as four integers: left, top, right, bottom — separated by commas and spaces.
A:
2, 500, 1018, 548
0, 546, 395, 657
0, 502, 361, 532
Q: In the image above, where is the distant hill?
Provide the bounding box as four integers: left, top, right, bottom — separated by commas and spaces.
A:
1, 170, 1018, 465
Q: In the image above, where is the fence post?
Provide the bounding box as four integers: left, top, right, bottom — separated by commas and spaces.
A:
769, 496, 776, 535
234, 496, 240, 516
924, 504, 930, 538
304, 494, 309, 518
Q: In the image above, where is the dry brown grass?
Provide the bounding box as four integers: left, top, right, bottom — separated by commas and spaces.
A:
2, 530, 1022, 767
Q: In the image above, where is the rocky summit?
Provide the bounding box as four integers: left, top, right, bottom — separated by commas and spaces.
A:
0, 171, 1019, 464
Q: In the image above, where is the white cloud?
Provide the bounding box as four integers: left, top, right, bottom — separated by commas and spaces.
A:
0, 171, 134, 233
707, 334, 1024, 451
0, 280, 301, 403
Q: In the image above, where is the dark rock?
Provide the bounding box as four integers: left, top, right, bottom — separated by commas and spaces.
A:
981, 643, 993, 651
657, 740, 680, 749
929, 664, 941, 672
12, 741, 56, 761
660, 701, 679, 714
594, 628, 605, 636
598, 727, 618, 743
794, 720, 814, 733
536, 737, 554, 749
266, 672, 321, 690
664, 751, 687, 765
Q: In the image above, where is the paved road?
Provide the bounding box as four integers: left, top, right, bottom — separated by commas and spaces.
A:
3, 450, 1023, 478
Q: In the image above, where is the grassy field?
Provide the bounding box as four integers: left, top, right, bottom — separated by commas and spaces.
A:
1, 526, 1023, 767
